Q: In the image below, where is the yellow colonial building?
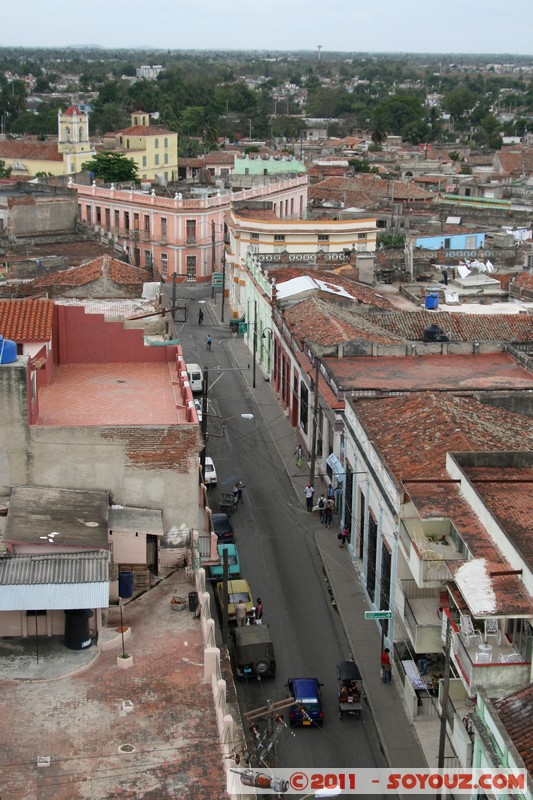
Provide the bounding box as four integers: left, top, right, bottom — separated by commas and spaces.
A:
0, 106, 95, 178
105, 112, 178, 183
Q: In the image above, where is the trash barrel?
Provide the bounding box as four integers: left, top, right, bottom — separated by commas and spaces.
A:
64, 609, 93, 650
119, 571, 134, 599
425, 292, 439, 310
188, 591, 199, 612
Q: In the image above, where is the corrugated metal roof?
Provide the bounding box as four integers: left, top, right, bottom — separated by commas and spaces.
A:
0, 551, 109, 585
0, 582, 109, 610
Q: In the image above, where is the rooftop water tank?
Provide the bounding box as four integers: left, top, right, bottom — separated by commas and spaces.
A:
0, 335, 17, 364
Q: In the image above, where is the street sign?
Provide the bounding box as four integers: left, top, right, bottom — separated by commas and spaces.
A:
364, 610, 392, 621
238, 322, 248, 333
211, 272, 224, 287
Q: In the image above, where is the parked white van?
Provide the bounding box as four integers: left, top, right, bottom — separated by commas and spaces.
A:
186, 363, 203, 394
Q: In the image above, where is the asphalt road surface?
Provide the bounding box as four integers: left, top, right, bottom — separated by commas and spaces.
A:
171, 291, 387, 773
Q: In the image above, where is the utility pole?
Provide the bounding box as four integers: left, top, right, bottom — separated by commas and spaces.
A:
437, 614, 452, 792
309, 356, 320, 486
222, 548, 229, 645
171, 273, 177, 325
200, 368, 209, 478
252, 300, 257, 389
221, 245, 226, 323
243, 698, 294, 769
211, 220, 216, 274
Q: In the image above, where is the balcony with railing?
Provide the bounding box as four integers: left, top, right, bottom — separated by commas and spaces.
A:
450, 617, 531, 699
400, 519, 467, 587
401, 581, 442, 653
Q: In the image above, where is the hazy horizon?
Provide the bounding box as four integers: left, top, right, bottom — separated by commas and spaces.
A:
2, 0, 532, 57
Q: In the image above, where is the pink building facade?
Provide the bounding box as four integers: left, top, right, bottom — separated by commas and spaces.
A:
72, 177, 308, 283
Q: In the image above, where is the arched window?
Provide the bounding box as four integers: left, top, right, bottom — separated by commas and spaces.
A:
66, 127, 71, 142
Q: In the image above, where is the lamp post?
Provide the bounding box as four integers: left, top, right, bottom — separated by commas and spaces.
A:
262, 327, 273, 376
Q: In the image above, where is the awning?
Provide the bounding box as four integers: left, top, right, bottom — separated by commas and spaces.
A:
0, 551, 110, 610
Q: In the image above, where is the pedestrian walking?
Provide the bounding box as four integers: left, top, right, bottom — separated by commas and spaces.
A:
254, 598, 264, 625
327, 484, 335, 501
317, 494, 326, 523
381, 648, 392, 684
236, 599, 247, 627
295, 444, 303, 468
338, 524, 349, 546
304, 483, 314, 512
324, 498, 334, 529
198, 308, 204, 325
206, 334, 212, 351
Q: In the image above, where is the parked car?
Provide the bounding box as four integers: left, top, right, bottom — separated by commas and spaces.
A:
204, 456, 217, 485
215, 579, 254, 623
211, 513, 235, 544
186, 362, 203, 394
230, 624, 276, 678
286, 677, 324, 726
194, 399, 202, 423
209, 543, 240, 580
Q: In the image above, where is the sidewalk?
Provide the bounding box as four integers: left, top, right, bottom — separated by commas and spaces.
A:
211, 300, 427, 770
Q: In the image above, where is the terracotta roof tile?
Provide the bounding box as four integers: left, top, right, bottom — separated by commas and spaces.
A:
284, 297, 401, 347
0, 298, 54, 341
350, 393, 533, 482
0, 140, 63, 162
309, 175, 434, 207
494, 686, 533, 773
25, 255, 151, 291
363, 310, 533, 343
115, 126, 176, 137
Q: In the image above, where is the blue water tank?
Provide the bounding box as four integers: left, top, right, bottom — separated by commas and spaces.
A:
119, 571, 134, 599
0, 335, 17, 364
425, 293, 439, 310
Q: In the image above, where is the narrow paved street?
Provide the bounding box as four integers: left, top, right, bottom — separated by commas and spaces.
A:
173, 288, 387, 772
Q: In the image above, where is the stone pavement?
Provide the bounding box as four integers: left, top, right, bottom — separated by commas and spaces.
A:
206, 296, 427, 771
0, 571, 229, 800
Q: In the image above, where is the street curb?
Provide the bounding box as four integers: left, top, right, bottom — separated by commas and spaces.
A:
316, 530, 393, 766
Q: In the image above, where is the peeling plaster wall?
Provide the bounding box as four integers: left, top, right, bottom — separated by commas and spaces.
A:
28, 424, 201, 531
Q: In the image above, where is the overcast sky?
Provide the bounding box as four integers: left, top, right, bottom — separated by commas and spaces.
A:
2, 0, 532, 55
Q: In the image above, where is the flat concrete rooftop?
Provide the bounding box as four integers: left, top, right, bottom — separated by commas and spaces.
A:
36, 363, 190, 426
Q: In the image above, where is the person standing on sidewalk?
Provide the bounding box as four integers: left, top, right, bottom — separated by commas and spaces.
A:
317, 494, 326, 523
381, 648, 392, 684
295, 444, 303, 468
254, 598, 264, 625
324, 498, 334, 529
304, 483, 314, 512
236, 599, 247, 627
338, 523, 348, 545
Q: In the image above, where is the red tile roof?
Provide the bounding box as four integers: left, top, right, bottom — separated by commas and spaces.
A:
284, 296, 401, 347
326, 352, 533, 394
0, 140, 63, 162
0, 298, 54, 341
25, 255, 152, 291
115, 126, 176, 137
270, 268, 394, 311
309, 175, 435, 207
363, 310, 533, 343
493, 686, 533, 774
351, 392, 533, 482
63, 106, 83, 116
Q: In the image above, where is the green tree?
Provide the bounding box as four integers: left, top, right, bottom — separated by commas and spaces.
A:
0, 160, 11, 178
81, 151, 138, 183
372, 95, 423, 136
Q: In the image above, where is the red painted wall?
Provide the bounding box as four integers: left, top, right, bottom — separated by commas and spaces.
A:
54, 305, 175, 364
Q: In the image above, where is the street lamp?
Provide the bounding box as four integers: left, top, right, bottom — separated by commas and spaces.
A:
262, 326, 273, 377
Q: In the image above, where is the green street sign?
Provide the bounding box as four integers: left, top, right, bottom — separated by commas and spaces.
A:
211, 272, 224, 287
364, 610, 392, 621
238, 322, 248, 333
